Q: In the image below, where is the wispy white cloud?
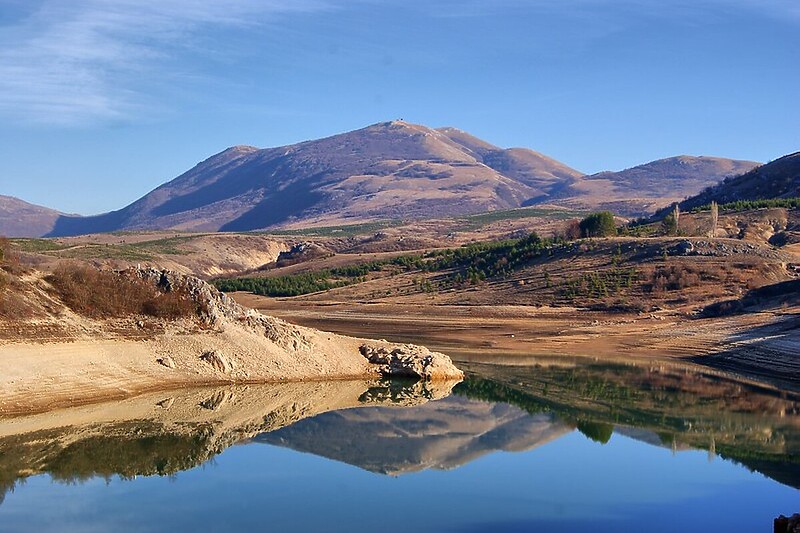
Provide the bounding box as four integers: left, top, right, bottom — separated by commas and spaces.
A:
420, 0, 800, 21
0, 0, 331, 125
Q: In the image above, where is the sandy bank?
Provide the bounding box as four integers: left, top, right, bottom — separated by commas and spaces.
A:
0, 268, 463, 416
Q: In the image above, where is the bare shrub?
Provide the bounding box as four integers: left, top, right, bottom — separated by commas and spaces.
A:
0, 236, 8, 263
47, 263, 197, 319
560, 219, 582, 240
647, 265, 702, 293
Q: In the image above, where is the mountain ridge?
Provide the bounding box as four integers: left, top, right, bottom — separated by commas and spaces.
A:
677, 151, 800, 211
0, 195, 65, 238
549, 155, 760, 216
46, 121, 578, 236
0, 121, 771, 237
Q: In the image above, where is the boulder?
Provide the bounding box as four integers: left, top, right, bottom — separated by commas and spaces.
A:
200, 350, 235, 374
157, 356, 176, 369
360, 344, 464, 381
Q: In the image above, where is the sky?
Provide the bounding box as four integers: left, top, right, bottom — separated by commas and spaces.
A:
0, 0, 798, 215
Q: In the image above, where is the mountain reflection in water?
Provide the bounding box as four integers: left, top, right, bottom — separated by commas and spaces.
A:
0, 359, 797, 510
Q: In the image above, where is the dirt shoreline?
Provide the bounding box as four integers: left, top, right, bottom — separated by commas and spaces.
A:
0, 269, 465, 416
237, 295, 800, 392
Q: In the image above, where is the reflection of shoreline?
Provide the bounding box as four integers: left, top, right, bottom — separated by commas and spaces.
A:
0, 360, 797, 507
457, 361, 800, 489
0, 379, 457, 504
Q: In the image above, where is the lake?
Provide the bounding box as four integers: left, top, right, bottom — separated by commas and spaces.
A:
0, 359, 797, 532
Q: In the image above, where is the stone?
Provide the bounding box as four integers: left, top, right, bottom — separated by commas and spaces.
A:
200, 350, 235, 374
359, 343, 464, 381
669, 240, 694, 256
157, 356, 176, 369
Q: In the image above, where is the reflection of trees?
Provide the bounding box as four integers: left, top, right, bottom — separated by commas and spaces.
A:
0, 421, 217, 505
576, 421, 613, 444
455, 361, 800, 488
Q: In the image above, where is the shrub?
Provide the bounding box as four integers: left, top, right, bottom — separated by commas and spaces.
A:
46, 264, 196, 319
560, 219, 582, 240
579, 212, 617, 238
647, 265, 701, 293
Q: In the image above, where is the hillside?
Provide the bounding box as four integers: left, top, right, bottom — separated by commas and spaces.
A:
0, 264, 462, 414
679, 151, 800, 211
435, 127, 583, 197
47, 121, 582, 237
552, 156, 759, 216
0, 195, 64, 238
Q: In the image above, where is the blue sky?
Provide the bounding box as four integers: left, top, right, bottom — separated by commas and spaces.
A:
0, 0, 798, 215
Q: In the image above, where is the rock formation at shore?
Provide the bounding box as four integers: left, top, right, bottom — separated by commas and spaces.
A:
0, 266, 463, 415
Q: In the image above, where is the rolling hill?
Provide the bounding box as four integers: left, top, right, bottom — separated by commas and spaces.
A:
550, 156, 760, 216
678, 151, 800, 211
0, 195, 64, 237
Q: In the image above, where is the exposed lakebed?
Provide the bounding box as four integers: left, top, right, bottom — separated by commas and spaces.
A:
0, 360, 797, 532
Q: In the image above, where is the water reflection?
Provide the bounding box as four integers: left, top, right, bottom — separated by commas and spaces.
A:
257, 396, 570, 475
0, 359, 797, 509
0, 379, 457, 504
456, 359, 800, 489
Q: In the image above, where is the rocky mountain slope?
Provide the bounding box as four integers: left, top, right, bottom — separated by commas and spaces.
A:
551, 156, 759, 216
0, 195, 64, 237
678, 151, 800, 211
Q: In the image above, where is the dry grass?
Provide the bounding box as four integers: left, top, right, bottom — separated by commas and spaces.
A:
0, 238, 38, 320
648, 264, 702, 293
46, 263, 197, 319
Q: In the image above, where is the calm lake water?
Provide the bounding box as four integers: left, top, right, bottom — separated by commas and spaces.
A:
0, 360, 797, 532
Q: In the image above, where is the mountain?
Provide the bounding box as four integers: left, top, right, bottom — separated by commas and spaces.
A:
0, 195, 64, 237
678, 151, 800, 211
47, 121, 583, 237
38, 122, 766, 237
436, 127, 583, 197
550, 156, 760, 216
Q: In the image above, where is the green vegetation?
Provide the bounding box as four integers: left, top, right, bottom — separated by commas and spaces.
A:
423, 233, 557, 285
215, 271, 351, 297
265, 221, 403, 238
457, 207, 585, 230
10, 238, 69, 253
562, 268, 640, 299
215, 233, 558, 296
214, 255, 425, 297
691, 197, 800, 213
576, 421, 614, 444
579, 211, 617, 237
214, 233, 560, 296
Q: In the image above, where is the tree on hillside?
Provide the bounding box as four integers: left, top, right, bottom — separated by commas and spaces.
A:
709, 201, 719, 237
579, 212, 617, 238
672, 204, 680, 233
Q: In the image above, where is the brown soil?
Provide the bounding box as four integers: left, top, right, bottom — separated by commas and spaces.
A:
237, 295, 800, 391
